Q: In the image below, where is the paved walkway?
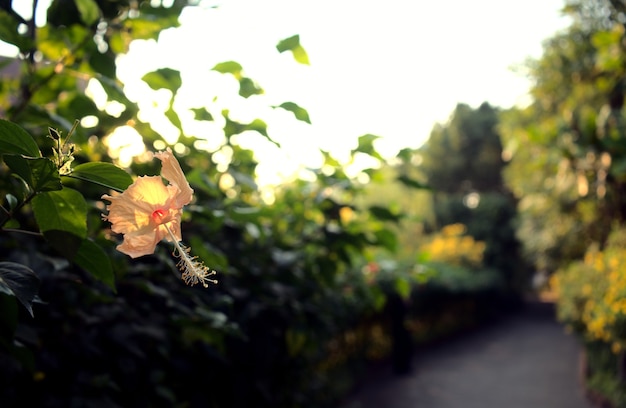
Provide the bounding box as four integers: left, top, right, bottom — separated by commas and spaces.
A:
342, 302, 592, 408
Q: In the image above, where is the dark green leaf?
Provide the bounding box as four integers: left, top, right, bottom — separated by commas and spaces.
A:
32, 188, 87, 238
0, 10, 33, 52
142, 68, 182, 93
276, 34, 310, 65
369, 205, 402, 223
89, 50, 116, 79
43, 230, 83, 260
70, 162, 133, 191
74, 239, 115, 290
3, 155, 62, 192
397, 174, 430, 190
0, 119, 41, 157
274, 102, 311, 124
0, 262, 40, 317
0, 293, 18, 346
611, 157, 626, 182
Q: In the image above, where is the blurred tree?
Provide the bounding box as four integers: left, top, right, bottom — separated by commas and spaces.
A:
421, 102, 505, 194
419, 102, 527, 294
501, 0, 626, 272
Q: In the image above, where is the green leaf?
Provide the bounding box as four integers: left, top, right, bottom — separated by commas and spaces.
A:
3, 155, 62, 192
239, 77, 263, 98
397, 174, 430, 190
75, 0, 101, 25
373, 228, 398, 252
191, 108, 214, 122
276, 35, 310, 65
0, 119, 41, 157
0, 262, 40, 317
165, 105, 183, 130
369, 205, 402, 223
394, 276, 412, 300
142, 68, 182, 93
123, 18, 164, 41
70, 162, 133, 191
4, 194, 18, 211
74, 239, 115, 290
611, 157, 626, 182
274, 102, 311, 124
222, 111, 279, 147
89, 50, 116, 79
247, 119, 269, 137
43, 230, 83, 260
353, 134, 384, 160
0, 10, 33, 52
212, 61, 243, 78
32, 188, 87, 238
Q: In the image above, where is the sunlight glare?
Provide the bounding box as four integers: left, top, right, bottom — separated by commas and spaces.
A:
106, 126, 145, 167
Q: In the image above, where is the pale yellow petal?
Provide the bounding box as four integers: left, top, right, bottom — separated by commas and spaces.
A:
154, 148, 194, 207
117, 228, 160, 258
102, 176, 173, 234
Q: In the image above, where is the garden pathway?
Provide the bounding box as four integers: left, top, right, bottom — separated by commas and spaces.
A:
341, 301, 593, 408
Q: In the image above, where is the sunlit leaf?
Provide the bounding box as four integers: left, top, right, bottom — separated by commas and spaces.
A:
165, 106, 183, 130
223, 111, 278, 147
276, 35, 310, 65
123, 18, 164, 40
0, 119, 40, 157
353, 134, 384, 160
32, 188, 87, 238
75, 0, 101, 25
3, 155, 62, 192
0, 262, 40, 317
142, 68, 182, 93
69, 162, 133, 191
274, 102, 311, 124
239, 77, 263, 98
212, 61, 243, 78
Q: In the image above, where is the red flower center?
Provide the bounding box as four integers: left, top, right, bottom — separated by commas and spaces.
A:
151, 208, 166, 223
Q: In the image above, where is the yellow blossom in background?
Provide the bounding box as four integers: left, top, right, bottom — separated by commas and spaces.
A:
420, 223, 486, 268
102, 148, 216, 287
553, 228, 626, 352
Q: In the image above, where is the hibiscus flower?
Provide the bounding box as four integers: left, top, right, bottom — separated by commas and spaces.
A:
102, 148, 216, 287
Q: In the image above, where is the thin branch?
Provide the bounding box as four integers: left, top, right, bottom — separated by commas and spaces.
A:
1, 228, 43, 237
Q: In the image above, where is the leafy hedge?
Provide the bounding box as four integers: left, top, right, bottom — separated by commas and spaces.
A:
553, 227, 626, 407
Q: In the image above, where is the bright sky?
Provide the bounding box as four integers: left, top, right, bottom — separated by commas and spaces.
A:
5, 0, 572, 185
117, 0, 572, 184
